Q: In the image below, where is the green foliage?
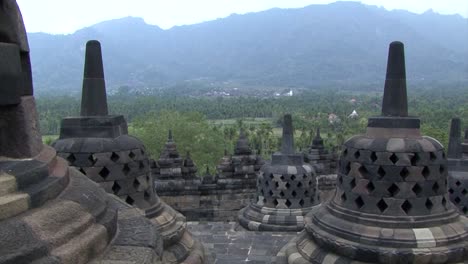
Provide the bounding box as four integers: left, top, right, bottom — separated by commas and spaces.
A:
131, 111, 225, 172
36, 85, 467, 172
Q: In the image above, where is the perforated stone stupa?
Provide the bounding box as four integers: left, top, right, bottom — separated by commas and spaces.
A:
278, 41, 468, 263
447, 118, 468, 215
0, 2, 164, 263
238, 114, 320, 231
52, 41, 204, 263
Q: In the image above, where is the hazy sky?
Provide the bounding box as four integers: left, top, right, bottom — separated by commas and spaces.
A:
17, 0, 468, 34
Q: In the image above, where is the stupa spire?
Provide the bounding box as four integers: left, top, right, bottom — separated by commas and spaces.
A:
80, 40, 108, 116
448, 118, 462, 159
381, 41, 408, 117
281, 114, 294, 154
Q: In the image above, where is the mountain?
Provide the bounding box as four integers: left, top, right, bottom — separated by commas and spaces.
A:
27, 1, 468, 93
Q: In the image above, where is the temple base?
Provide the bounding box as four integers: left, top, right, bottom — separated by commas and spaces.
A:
238, 203, 317, 232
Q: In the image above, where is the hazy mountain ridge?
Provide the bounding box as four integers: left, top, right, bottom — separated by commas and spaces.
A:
28, 1, 468, 93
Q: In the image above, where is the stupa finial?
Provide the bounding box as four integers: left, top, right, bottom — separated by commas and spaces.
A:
381, 41, 408, 117
448, 118, 462, 159
80, 40, 108, 116
281, 114, 294, 154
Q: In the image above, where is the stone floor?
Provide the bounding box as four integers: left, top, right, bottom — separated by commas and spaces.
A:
187, 222, 297, 264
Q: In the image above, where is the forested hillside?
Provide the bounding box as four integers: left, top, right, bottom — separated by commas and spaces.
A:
29, 1, 468, 93
38, 86, 468, 170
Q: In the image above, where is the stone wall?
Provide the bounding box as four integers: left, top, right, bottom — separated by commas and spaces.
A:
155, 177, 256, 221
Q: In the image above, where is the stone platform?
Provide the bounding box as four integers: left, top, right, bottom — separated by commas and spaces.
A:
187, 222, 296, 264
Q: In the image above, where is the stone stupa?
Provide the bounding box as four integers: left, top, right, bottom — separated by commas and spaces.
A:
238, 114, 320, 231
278, 41, 468, 263
0, 1, 164, 263
52, 41, 204, 264
447, 118, 468, 215
217, 129, 264, 180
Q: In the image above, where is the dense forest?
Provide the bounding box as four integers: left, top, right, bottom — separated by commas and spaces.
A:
38, 85, 468, 171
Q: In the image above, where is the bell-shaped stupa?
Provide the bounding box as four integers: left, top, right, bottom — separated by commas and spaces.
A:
238, 114, 319, 231
52, 41, 204, 263
278, 41, 468, 263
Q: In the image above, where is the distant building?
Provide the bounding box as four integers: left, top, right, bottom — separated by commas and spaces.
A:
348, 109, 359, 118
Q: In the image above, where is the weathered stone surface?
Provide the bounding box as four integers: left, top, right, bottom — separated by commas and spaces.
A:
0, 5, 163, 263
239, 115, 320, 231
279, 41, 468, 263
448, 118, 468, 216
52, 42, 204, 263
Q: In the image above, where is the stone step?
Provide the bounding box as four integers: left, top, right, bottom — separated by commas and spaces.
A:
0, 192, 29, 220
0, 173, 17, 196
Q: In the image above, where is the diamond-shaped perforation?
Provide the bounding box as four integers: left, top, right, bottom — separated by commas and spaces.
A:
377, 199, 388, 213
297, 182, 302, 188
350, 178, 356, 189
425, 199, 434, 210
389, 153, 398, 164
343, 148, 348, 157
422, 166, 430, 179
139, 161, 145, 169
401, 200, 412, 214
442, 197, 447, 207
338, 175, 343, 185
273, 199, 279, 207
291, 175, 296, 181
354, 150, 361, 159
432, 182, 440, 194
439, 165, 445, 174
99, 167, 110, 179
454, 197, 461, 204
123, 164, 131, 175
112, 182, 121, 194
280, 191, 285, 197
144, 191, 151, 201
133, 178, 141, 189
388, 183, 400, 197
456, 181, 462, 187
285, 199, 292, 207
341, 192, 347, 201
429, 152, 437, 161
377, 166, 386, 179
400, 167, 409, 180
285, 182, 290, 188
66, 153, 76, 164
359, 165, 369, 178
292, 190, 297, 197
355, 196, 364, 209
110, 152, 120, 162
370, 152, 378, 163
125, 195, 135, 205
299, 199, 305, 207
462, 189, 467, 196
129, 151, 136, 160
269, 174, 274, 179
366, 181, 375, 193
410, 153, 420, 166
449, 188, 455, 194
344, 162, 351, 175
412, 183, 422, 196
88, 154, 96, 165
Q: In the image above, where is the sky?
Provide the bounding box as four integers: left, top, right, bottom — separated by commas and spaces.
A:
16, 0, 468, 34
